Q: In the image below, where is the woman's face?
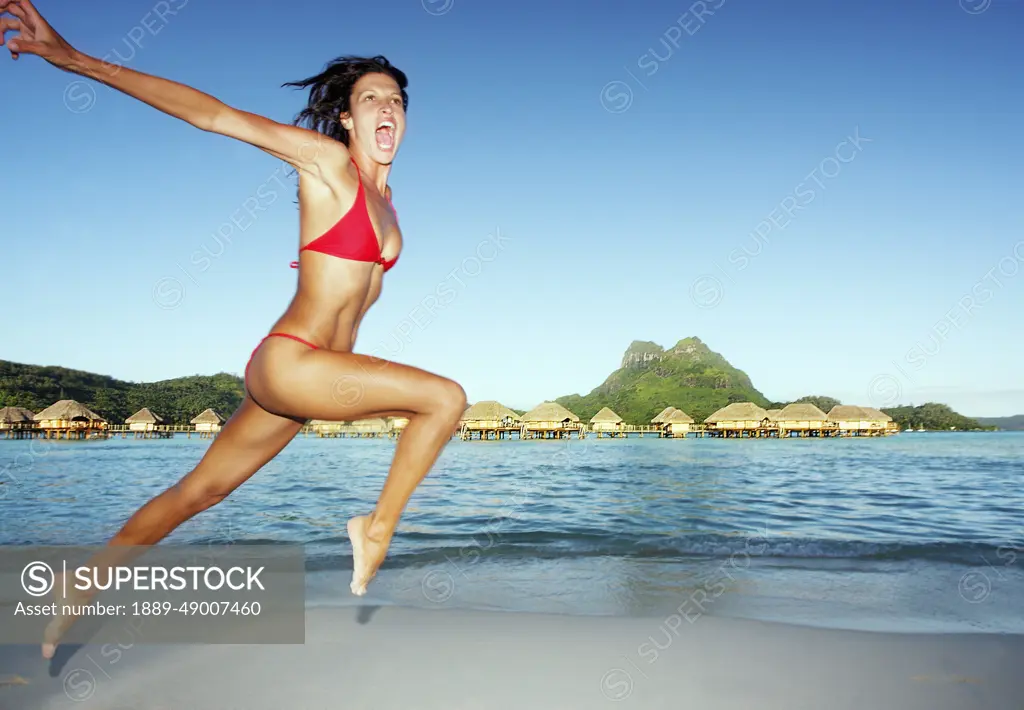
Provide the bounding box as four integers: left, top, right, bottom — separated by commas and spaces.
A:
343, 72, 406, 163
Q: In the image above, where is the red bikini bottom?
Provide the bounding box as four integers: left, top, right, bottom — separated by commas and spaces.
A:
244, 332, 319, 386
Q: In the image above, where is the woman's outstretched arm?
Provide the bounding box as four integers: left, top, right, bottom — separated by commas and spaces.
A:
1, 0, 346, 177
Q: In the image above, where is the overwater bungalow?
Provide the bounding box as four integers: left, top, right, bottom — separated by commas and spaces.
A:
388, 416, 410, 438
459, 400, 522, 440
775, 403, 833, 437
308, 419, 342, 436
190, 409, 225, 437
863, 407, 899, 435
348, 418, 390, 437
520, 401, 582, 439
704, 402, 770, 437
126, 407, 164, 432
651, 407, 677, 425
663, 409, 694, 437
766, 408, 783, 422
309, 418, 390, 438
33, 400, 108, 439
123, 407, 172, 439
0, 406, 37, 439
590, 407, 625, 437
827, 405, 894, 436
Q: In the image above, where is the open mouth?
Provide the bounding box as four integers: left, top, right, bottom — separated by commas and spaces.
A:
375, 120, 395, 151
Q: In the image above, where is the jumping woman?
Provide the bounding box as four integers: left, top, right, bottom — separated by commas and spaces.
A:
2, 0, 467, 659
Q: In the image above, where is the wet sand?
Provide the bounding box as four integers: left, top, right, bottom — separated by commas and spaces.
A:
0, 604, 1022, 709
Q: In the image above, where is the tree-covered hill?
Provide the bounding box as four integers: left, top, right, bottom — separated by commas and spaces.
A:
0, 360, 243, 425
973, 414, 1024, 430
884, 403, 991, 431
554, 337, 772, 424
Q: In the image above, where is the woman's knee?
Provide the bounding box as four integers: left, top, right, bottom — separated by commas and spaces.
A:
438, 378, 468, 419
174, 479, 231, 515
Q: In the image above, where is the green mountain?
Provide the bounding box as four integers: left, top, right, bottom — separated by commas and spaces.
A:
0, 359, 244, 425
554, 337, 771, 424
971, 414, 1024, 431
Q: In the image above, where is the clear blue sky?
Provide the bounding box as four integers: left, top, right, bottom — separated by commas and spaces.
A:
2, 0, 1022, 417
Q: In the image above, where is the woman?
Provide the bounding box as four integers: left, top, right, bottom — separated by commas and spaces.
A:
2, 0, 467, 659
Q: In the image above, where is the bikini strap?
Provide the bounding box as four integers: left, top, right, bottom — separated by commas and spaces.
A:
386, 188, 397, 222
350, 156, 368, 203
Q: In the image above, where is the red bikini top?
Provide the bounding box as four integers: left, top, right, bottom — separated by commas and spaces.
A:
290, 158, 398, 272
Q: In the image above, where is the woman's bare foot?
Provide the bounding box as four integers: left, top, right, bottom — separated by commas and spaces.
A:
346, 515, 393, 595
42, 612, 71, 660
41, 575, 88, 659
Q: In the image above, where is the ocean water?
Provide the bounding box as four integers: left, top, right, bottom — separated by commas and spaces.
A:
1, 431, 1022, 634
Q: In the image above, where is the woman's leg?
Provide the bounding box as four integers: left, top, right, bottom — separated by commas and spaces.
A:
42, 396, 304, 658
43, 344, 466, 657
108, 397, 305, 545
248, 343, 467, 595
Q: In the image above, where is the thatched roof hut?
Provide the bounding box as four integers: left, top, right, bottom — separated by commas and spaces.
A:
651, 406, 677, 424
0, 406, 36, 424
191, 408, 224, 425
126, 407, 165, 432
308, 419, 345, 434
520, 401, 580, 433
766, 409, 783, 420
348, 417, 389, 432
827, 405, 867, 422
774, 402, 831, 434
191, 408, 225, 432
521, 401, 579, 423
705, 402, 769, 426
775, 402, 828, 423
859, 406, 892, 422
590, 407, 622, 424
827, 405, 893, 433
461, 401, 521, 427
33, 400, 106, 428
590, 406, 624, 432
126, 408, 164, 424
309, 418, 391, 434
864, 406, 898, 433
664, 408, 694, 436
665, 409, 694, 424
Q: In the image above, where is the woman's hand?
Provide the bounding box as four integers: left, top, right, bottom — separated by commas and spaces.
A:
1, 0, 76, 67
1, 0, 346, 177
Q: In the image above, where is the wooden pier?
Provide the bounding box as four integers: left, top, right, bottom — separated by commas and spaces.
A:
310, 429, 391, 439
594, 425, 664, 438
6, 424, 217, 440
2, 429, 35, 440
3, 427, 109, 440
519, 427, 586, 440
460, 426, 522, 441
106, 424, 195, 439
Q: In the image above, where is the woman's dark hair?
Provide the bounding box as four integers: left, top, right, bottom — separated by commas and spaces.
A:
282, 55, 409, 145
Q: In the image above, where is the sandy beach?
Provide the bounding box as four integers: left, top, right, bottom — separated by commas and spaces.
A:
0, 604, 1021, 709
4, 434, 1023, 708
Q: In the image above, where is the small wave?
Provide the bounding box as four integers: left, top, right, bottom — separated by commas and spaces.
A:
181, 530, 1023, 570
